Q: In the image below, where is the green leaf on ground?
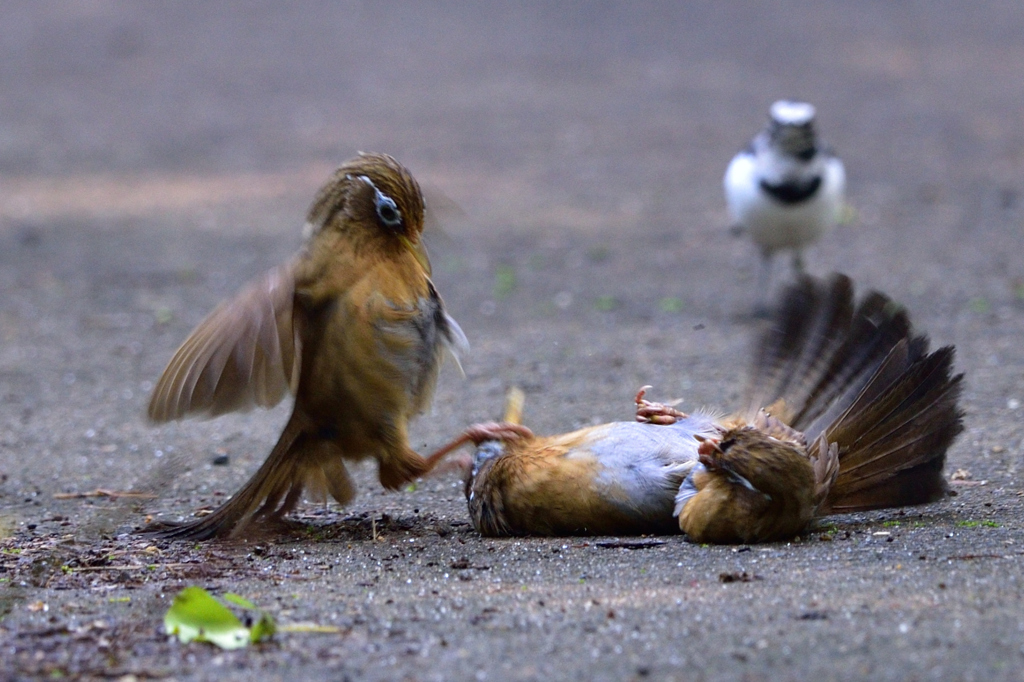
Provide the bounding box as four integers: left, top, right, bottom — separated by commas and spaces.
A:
164, 586, 275, 649
164, 586, 249, 649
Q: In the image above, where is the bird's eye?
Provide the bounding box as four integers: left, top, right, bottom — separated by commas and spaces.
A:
353, 174, 404, 231
375, 191, 402, 229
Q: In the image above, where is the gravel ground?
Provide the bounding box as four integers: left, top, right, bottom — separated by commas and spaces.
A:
1, 2, 1023, 680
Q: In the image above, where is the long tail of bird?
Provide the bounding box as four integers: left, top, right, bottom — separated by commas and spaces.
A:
150, 416, 355, 540
743, 274, 963, 515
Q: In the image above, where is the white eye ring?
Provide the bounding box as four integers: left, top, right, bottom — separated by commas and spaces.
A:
355, 175, 402, 229
375, 193, 401, 228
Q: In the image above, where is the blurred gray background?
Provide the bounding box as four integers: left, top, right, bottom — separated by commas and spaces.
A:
2, 2, 1023, 680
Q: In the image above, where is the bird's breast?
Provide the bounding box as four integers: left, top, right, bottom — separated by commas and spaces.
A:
292, 261, 445, 445
467, 417, 719, 536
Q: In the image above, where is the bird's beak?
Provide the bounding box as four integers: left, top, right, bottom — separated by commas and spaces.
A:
399, 234, 432, 276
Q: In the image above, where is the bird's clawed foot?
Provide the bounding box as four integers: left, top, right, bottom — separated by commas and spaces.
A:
420, 421, 533, 480
419, 421, 534, 478
463, 421, 535, 446
634, 385, 688, 425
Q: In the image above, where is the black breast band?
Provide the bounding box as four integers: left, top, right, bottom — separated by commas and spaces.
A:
760, 176, 822, 204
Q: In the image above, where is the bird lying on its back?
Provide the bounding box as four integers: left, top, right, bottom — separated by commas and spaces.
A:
466, 408, 720, 537
464, 274, 963, 543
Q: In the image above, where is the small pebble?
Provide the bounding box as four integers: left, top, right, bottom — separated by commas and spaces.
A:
212, 454, 230, 466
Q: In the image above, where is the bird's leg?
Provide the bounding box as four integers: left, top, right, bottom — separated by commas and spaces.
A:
792, 249, 805, 273
419, 421, 535, 479
381, 421, 535, 489
421, 422, 535, 468
753, 252, 774, 317
635, 385, 688, 425
425, 388, 530, 479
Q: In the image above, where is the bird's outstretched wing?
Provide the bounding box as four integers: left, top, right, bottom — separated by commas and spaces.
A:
148, 264, 299, 422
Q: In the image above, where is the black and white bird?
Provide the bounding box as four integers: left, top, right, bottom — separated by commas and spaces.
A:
724, 100, 845, 311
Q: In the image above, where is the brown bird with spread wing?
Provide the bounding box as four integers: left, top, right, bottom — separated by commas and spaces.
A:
464, 274, 963, 543
147, 153, 526, 540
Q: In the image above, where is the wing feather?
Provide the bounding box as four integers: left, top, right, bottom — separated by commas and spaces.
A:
148, 264, 299, 422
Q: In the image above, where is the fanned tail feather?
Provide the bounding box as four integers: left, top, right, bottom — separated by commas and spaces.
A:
745, 274, 963, 516
745, 274, 855, 422
791, 293, 912, 431
821, 346, 962, 513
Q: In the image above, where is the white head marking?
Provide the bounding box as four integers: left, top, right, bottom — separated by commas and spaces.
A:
770, 100, 816, 126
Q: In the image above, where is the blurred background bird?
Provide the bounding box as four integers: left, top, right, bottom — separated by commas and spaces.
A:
725, 100, 846, 313
146, 152, 526, 540
464, 274, 963, 543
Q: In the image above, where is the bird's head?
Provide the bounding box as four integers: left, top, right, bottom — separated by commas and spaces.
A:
304, 152, 431, 273
766, 100, 818, 161
676, 426, 818, 543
